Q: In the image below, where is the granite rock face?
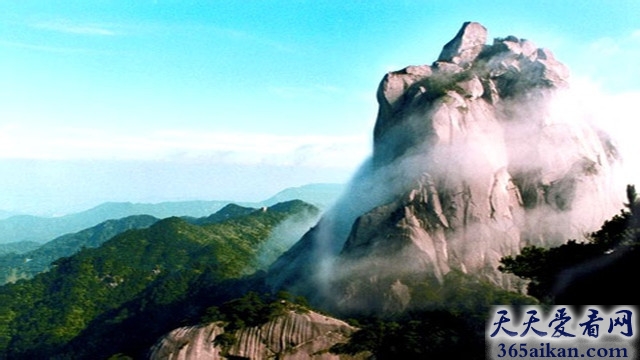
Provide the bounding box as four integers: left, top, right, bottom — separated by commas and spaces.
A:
149, 310, 368, 360
437, 21, 488, 67
267, 22, 622, 314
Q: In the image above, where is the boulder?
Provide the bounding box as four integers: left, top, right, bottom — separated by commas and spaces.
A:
149, 310, 369, 360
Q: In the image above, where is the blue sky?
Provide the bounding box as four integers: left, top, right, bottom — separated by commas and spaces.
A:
1, 1, 639, 215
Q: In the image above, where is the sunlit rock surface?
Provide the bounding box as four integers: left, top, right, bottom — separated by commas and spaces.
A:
149, 310, 367, 360
267, 22, 622, 314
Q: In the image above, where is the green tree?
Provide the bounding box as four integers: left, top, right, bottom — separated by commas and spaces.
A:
499, 185, 640, 303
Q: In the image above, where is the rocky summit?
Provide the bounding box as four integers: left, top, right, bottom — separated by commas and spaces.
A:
267, 22, 623, 313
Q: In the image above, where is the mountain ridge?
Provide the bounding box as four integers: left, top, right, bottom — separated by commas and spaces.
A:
0, 200, 320, 358
0, 200, 322, 285
0, 214, 159, 284
0, 183, 343, 244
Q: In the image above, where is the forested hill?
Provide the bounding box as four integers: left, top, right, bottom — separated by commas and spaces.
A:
0, 200, 319, 359
0, 241, 40, 256
0, 201, 232, 244
0, 215, 159, 284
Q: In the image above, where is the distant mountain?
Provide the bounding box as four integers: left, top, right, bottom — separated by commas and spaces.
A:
0, 241, 40, 256
0, 200, 321, 285
0, 210, 19, 221
261, 183, 344, 209
0, 215, 159, 284
0, 200, 240, 244
190, 203, 257, 226
0, 200, 319, 359
0, 183, 343, 245
0, 201, 224, 244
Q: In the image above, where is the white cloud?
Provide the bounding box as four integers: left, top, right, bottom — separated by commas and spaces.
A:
0, 125, 370, 169
574, 29, 640, 93
563, 77, 640, 187
32, 19, 118, 36
587, 37, 620, 57
191, 23, 297, 53
0, 39, 93, 53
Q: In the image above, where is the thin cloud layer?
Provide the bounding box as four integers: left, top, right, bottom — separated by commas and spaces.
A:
0, 125, 369, 169
32, 19, 119, 36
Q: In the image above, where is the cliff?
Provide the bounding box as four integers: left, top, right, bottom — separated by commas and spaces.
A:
267, 22, 622, 313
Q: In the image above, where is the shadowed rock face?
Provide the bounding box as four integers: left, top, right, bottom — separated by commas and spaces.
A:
149, 310, 368, 360
267, 22, 622, 314
438, 21, 488, 66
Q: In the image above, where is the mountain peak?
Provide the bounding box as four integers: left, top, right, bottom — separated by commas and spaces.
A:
198, 203, 257, 225
267, 199, 318, 214
374, 21, 571, 166
437, 21, 487, 66
268, 22, 623, 314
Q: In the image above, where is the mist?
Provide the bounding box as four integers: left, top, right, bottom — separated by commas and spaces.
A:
253, 206, 322, 271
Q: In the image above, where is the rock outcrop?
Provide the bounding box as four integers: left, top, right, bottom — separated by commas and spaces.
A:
267, 22, 622, 314
437, 22, 488, 66
149, 310, 368, 360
